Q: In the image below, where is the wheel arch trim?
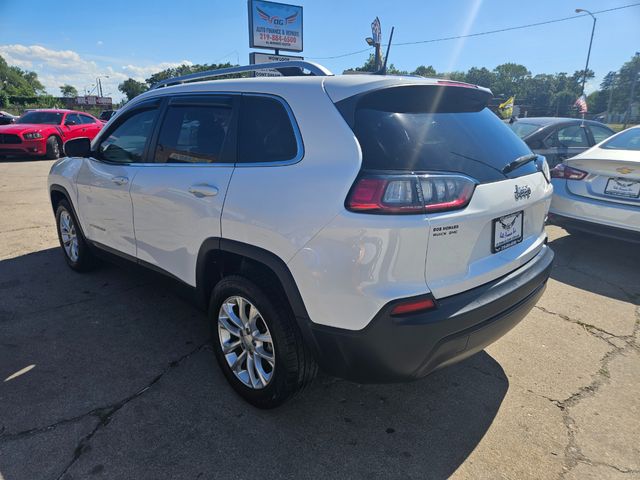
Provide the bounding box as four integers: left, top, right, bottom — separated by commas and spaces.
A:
49, 184, 87, 239
196, 238, 310, 321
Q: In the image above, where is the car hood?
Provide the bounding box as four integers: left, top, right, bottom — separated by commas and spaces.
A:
0, 123, 58, 134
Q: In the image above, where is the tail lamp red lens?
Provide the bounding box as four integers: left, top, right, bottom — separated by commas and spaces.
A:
550, 164, 588, 180
390, 298, 436, 316
347, 173, 476, 214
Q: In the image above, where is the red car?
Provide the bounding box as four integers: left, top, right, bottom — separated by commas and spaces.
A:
0, 109, 103, 159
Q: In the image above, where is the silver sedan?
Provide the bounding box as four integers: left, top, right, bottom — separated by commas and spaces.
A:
549, 125, 640, 242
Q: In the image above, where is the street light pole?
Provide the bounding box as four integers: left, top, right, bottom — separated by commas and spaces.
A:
575, 8, 597, 96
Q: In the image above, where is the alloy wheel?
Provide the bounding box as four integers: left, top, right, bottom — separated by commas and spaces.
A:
217, 296, 275, 389
59, 210, 79, 262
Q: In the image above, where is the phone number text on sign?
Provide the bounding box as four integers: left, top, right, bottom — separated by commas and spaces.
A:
259, 33, 299, 45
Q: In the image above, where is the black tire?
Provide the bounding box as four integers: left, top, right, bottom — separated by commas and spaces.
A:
210, 275, 317, 408
45, 136, 61, 160
55, 199, 97, 271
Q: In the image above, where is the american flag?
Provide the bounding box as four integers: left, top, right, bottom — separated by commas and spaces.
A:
574, 94, 588, 114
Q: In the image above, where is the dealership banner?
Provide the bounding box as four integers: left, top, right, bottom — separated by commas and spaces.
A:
248, 0, 303, 52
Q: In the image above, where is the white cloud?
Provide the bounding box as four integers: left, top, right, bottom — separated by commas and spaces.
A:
96, 40, 104, 47
121, 60, 193, 81
0, 44, 193, 101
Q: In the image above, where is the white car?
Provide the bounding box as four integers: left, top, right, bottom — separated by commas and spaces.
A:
48, 61, 554, 408
549, 125, 640, 242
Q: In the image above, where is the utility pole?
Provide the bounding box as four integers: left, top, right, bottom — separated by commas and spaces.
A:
95, 75, 109, 98
623, 52, 639, 129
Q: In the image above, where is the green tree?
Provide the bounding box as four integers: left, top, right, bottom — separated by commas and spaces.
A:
0, 54, 45, 96
587, 90, 607, 114
145, 62, 241, 86
0, 90, 9, 108
345, 54, 406, 75
59, 84, 78, 98
118, 78, 148, 101
464, 67, 494, 89
411, 65, 437, 77
492, 63, 531, 98
610, 54, 640, 113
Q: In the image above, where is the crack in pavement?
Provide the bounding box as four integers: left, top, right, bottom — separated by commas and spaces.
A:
552, 304, 640, 478
0, 342, 209, 479
534, 305, 636, 349
528, 273, 640, 478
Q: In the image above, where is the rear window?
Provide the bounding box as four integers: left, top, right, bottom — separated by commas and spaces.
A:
341, 85, 534, 181
509, 122, 540, 139
601, 128, 640, 151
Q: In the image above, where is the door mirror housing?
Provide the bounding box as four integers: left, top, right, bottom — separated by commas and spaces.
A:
64, 138, 92, 157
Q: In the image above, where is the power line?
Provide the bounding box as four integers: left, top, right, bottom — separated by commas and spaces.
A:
308, 2, 640, 60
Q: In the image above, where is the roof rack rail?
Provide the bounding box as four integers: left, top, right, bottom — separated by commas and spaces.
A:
151, 61, 333, 89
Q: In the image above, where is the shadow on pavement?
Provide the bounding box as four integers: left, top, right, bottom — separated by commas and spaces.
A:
0, 247, 508, 479
547, 230, 640, 302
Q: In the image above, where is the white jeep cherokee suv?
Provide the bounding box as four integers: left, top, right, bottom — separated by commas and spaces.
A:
48, 62, 554, 408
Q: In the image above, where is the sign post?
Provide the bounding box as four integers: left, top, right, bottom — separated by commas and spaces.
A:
248, 0, 303, 75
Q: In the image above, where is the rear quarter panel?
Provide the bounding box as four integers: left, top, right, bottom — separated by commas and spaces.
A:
221, 81, 362, 263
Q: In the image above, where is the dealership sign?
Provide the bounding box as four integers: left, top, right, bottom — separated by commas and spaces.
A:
249, 52, 303, 76
75, 96, 112, 106
248, 0, 303, 52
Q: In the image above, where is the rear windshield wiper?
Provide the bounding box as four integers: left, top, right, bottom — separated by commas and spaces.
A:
502, 153, 538, 174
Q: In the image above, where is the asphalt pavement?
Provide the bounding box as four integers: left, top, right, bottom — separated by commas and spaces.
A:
0, 158, 638, 480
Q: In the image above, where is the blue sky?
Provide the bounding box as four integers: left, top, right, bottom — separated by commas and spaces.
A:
0, 0, 638, 101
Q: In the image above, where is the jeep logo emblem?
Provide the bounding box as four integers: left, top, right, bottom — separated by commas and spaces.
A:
514, 185, 531, 201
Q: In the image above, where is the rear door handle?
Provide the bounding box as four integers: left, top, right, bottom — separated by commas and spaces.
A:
188, 184, 219, 198
112, 176, 129, 186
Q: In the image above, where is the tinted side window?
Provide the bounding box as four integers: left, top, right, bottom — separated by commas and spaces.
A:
155, 104, 231, 163
239, 96, 297, 163
80, 114, 95, 124
590, 125, 613, 144
66, 113, 81, 125
546, 125, 589, 148
98, 109, 158, 163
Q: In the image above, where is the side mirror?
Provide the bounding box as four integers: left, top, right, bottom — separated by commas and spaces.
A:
65, 120, 77, 126
64, 138, 92, 157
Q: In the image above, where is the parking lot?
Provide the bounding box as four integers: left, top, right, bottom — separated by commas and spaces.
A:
0, 158, 638, 480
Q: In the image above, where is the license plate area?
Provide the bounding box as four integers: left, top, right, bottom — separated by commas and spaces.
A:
492, 211, 524, 253
604, 178, 640, 198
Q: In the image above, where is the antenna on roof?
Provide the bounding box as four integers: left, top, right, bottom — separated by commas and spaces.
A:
377, 26, 395, 75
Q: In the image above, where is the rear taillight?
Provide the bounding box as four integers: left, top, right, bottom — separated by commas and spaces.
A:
346, 173, 476, 214
550, 163, 588, 180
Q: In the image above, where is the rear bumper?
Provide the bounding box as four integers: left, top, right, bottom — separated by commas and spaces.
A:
550, 179, 640, 234
305, 245, 554, 383
549, 213, 640, 243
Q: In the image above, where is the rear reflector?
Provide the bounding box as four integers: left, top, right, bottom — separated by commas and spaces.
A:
347, 173, 477, 214
550, 163, 588, 180
390, 298, 436, 316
